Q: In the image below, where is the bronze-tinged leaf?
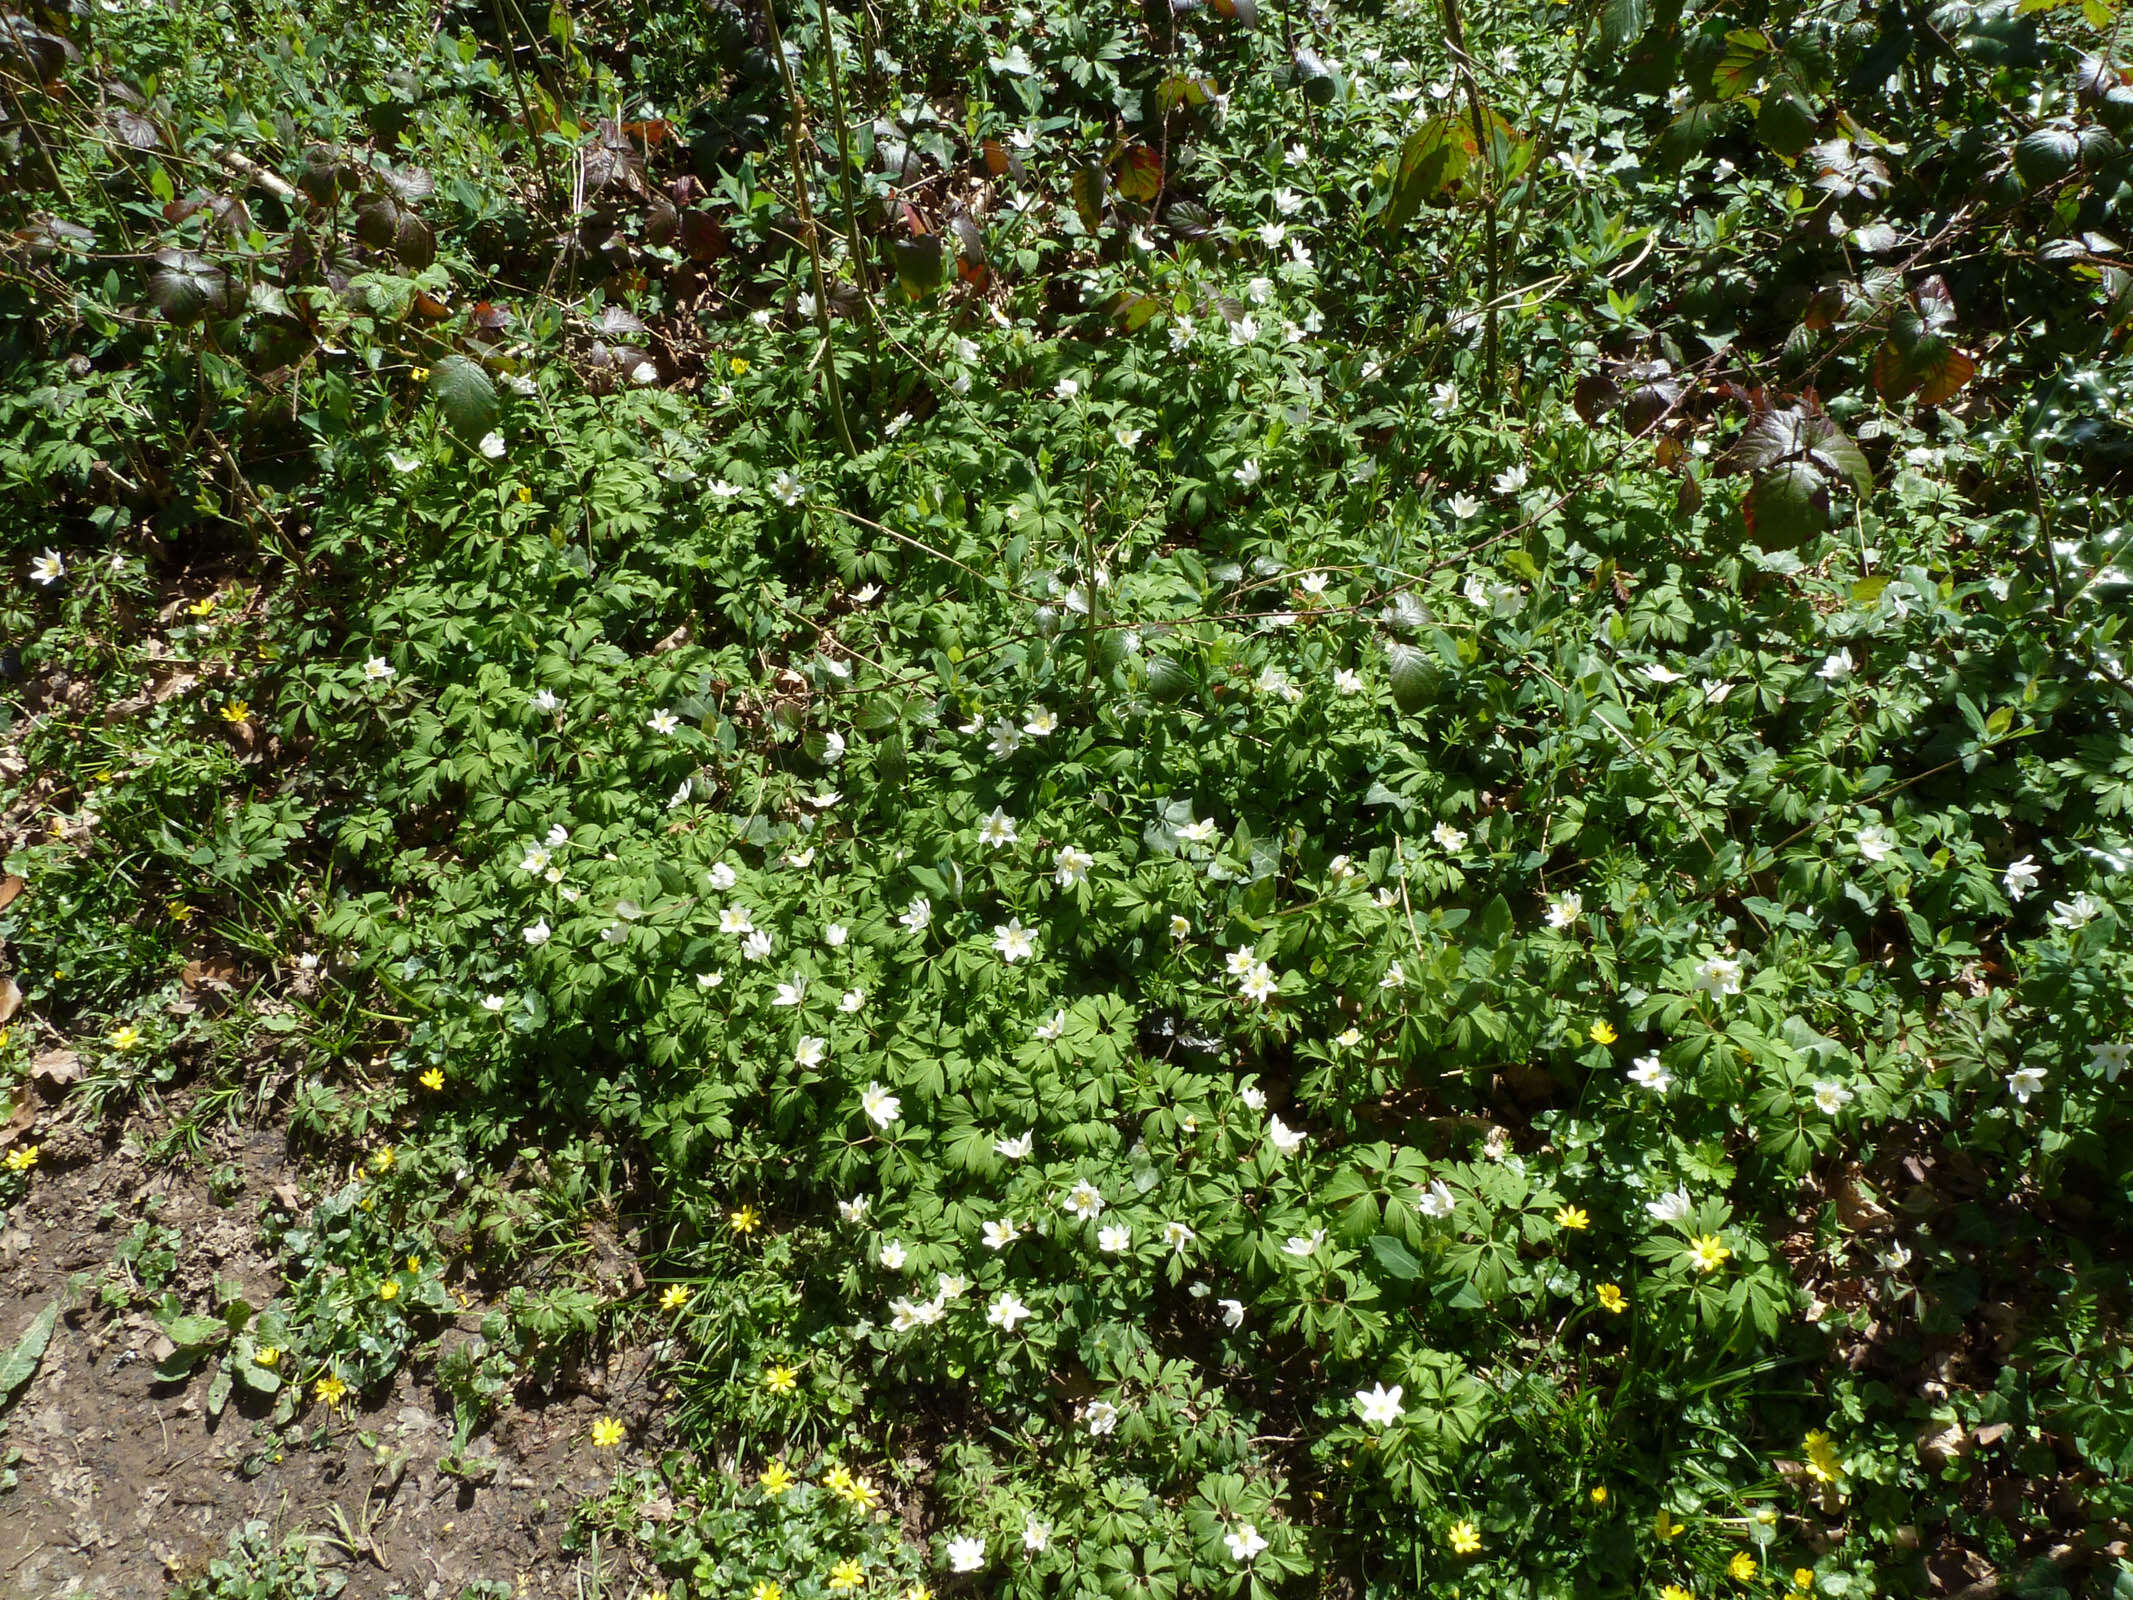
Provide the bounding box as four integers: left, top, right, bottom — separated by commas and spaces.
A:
1655, 435, 1684, 469
1113, 291, 1162, 332
354, 193, 402, 251
645, 195, 679, 248
1801, 286, 1845, 332
679, 210, 727, 263
1071, 162, 1108, 234
1117, 146, 1163, 203
1573, 372, 1620, 425
980, 138, 1026, 182
1896, 337, 1974, 406
1743, 461, 1829, 549
106, 106, 162, 150
1623, 379, 1684, 436
413, 290, 452, 322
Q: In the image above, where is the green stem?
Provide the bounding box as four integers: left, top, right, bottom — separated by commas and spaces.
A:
766, 0, 859, 457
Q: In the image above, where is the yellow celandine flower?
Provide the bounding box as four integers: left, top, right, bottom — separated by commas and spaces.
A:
752, 1583, 783, 1600
764, 1364, 798, 1394
1655, 1509, 1684, 1540
590, 1416, 625, 1448
378, 1280, 400, 1302
1661, 1587, 1695, 1600
1590, 1485, 1608, 1504
1688, 1234, 1731, 1273
1729, 1554, 1758, 1582
758, 1461, 796, 1496
515, 486, 532, 503
221, 701, 252, 725
1597, 1283, 1627, 1314
412, 366, 430, 382
1793, 1570, 1816, 1591
408, 1255, 421, 1272
169, 901, 195, 923
1447, 1521, 1481, 1555
826, 1559, 863, 1591
255, 1346, 280, 1367
730, 357, 751, 375
1555, 1205, 1590, 1231
369, 1147, 395, 1173
4, 1145, 37, 1173
188, 595, 217, 617
905, 1588, 932, 1600
315, 1373, 348, 1404
844, 1475, 882, 1511
821, 1464, 855, 1497
420, 1068, 445, 1091
1591, 1021, 1619, 1045
110, 1025, 142, 1052
1802, 1430, 1844, 1483
730, 1205, 761, 1234
661, 1285, 691, 1310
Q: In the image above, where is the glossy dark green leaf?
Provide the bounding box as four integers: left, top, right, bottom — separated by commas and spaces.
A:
430, 355, 499, 441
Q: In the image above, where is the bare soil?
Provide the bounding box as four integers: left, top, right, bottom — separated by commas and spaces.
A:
0, 1109, 655, 1600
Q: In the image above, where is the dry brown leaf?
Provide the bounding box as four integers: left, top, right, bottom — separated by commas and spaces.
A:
0, 978, 18, 1024
0, 875, 23, 911
180, 956, 238, 989
30, 1049, 81, 1089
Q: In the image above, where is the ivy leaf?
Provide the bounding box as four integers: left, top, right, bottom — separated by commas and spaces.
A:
429, 355, 499, 441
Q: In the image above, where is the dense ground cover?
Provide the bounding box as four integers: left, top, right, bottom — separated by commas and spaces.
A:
2, 0, 2132, 1593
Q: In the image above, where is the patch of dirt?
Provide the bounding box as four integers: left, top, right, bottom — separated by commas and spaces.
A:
0, 1113, 653, 1600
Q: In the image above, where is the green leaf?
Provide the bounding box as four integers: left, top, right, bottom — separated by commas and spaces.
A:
1386, 641, 1442, 712
1293, 48, 1343, 106
430, 356, 499, 442
1755, 91, 1819, 158
162, 1313, 227, 1348
1601, 0, 1651, 49
892, 234, 945, 299
0, 1301, 57, 1404
1385, 116, 1474, 231
2014, 127, 2080, 187
1369, 1234, 1422, 1280
1146, 653, 1195, 703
